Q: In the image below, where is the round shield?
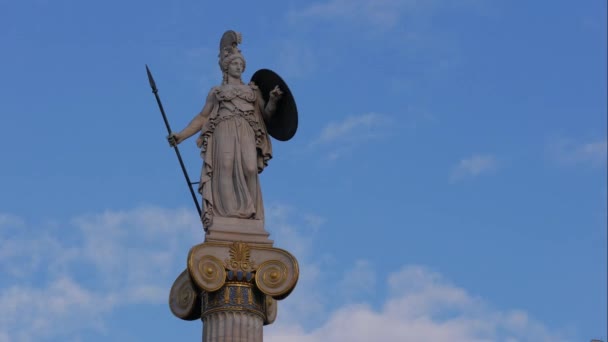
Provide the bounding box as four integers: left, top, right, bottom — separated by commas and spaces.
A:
250, 69, 298, 141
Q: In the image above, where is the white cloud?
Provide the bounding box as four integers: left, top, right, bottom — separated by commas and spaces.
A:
0, 277, 115, 341
338, 259, 376, 299
72, 206, 202, 293
0, 213, 24, 228
0, 216, 74, 279
550, 138, 607, 166
291, 0, 432, 31
264, 204, 329, 326
0, 206, 202, 341
275, 40, 317, 79
268, 217, 570, 340
290, 0, 485, 32
265, 204, 316, 259
315, 113, 384, 144
312, 113, 390, 160
0, 206, 568, 341
303, 214, 326, 230
0, 205, 329, 340
450, 154, 497, 182
267, 265, 568, 342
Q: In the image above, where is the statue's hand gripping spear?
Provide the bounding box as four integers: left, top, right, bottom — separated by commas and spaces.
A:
145, 65, 203, 221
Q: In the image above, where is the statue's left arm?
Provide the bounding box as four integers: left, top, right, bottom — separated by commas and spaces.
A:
256, 85, 283, 122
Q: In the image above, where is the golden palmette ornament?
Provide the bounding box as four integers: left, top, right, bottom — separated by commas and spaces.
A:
225, 242, 256, 281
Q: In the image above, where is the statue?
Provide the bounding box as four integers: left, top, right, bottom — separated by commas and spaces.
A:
167, 31, 296, 234
148, 31, 300, 341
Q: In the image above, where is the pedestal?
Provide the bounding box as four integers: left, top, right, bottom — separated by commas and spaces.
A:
204, 217, 273, 246
169, 240, 297, 342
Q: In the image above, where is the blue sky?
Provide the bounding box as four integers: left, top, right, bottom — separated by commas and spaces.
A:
0, 0, 606, 341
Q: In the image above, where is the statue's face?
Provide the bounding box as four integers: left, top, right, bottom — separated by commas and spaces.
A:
227, 58, 244, 78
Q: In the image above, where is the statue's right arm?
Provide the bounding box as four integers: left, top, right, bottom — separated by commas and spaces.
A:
168, 89, 216, 146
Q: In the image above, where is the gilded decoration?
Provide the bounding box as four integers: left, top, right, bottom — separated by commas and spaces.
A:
161, 30, 302, 340
188, 241, 299, 299
201, 282, 266, 320
225, 241, 256, 273
190, 255, 226, 292
254, 259, 296, 299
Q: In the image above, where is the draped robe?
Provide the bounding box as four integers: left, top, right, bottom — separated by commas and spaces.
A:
198, 83, 272, 229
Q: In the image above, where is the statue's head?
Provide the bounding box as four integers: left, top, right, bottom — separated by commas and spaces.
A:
219, 30, 246, 80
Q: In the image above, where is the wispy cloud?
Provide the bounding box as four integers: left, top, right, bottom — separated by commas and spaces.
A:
261, 203, 329, 327
550, 138, 607, 166
263, 210, 568, 341
289, 0, 484, 33
0, 213, 24, 228
0, 205, 328, 340
315, 113, 385, 144
449, 154, 497, 182
338, 260, 377, 299
0, 206, 568, 341
267, 265, 568, 342
0, 277, 115, 340
290, 0, 435, 31
0, 206, 202, 341
275, 40, 317, 79
312, 113, 390, 160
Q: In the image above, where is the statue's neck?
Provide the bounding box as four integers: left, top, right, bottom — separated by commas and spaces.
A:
226, 76, 243, 85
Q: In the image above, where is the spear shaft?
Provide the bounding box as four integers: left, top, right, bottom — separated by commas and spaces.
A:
145, 65, 202, 219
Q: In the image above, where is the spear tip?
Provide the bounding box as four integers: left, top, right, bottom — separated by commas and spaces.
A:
145, 64, 158, 92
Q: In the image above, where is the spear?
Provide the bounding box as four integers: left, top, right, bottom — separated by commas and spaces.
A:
145, 65, 202, 219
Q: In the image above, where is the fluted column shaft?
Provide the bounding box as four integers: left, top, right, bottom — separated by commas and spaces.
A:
201, 282, 266, 342
203, 311, 263, 342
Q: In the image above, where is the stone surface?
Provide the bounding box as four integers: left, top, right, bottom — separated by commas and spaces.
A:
204, 217, 273, 245
168, 240, 298, 340
165, 30, 300, 342
187, 241, 299, 299
169, 269, 201, 321
168, 30, 291, 235
203, 311, 263, 342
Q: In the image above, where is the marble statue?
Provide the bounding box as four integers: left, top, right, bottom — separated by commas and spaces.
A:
168, 31, 289, 233
159, 31, 300, 342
